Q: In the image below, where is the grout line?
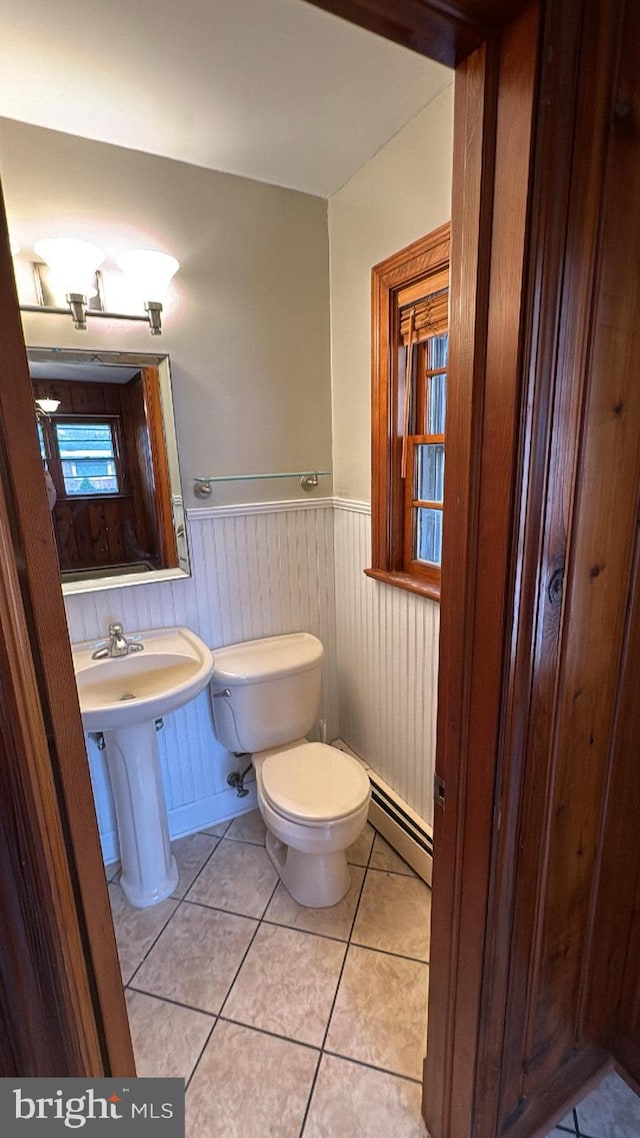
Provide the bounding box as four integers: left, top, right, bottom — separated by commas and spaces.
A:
259, 915, 352, 946
297, 1050, 323, 1138
122, 898, 182, 988
259, 876, 282, 921
216, 878, 281, 1021
573, 1106, 599, 1138
217, 1016, 322, 1055
199, 821, 232, 839
293, 840, 376, 1138
348, 939, 430, 968
365, 863, 420, 880
307, 833, 374, 1060
347, 829, 376, 939
126, 984, 217, 1019
180, 895, 262, 924
321, 1047, 423, 1085
176, 834, 223, 901
222, 831, 266, 847
216, 921, 263, 1021
185, 1017, 219, 1093
118, 832, 224, 988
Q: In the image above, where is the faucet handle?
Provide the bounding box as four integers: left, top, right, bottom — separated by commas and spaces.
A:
109, 621, 124, 635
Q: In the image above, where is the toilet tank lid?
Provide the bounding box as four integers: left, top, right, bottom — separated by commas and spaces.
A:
212, 633, 323, 685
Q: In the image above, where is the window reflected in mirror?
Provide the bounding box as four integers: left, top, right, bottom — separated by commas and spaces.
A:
28, 348, 190, 592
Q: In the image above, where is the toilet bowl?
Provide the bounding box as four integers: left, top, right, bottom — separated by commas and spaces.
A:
210, 634, 371, 907
254, 740, 370, 906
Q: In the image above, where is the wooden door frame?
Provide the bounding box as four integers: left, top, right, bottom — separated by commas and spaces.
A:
303, 0, 530, 66
425, 5, 543, 1134
0, 188, 134, 1076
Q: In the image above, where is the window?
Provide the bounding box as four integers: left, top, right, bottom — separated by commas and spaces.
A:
55, 421, 120, 495
367, 223, 450, 600
38, 415, 124, 499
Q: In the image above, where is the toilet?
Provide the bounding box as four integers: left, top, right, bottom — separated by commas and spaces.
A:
210, 633, 370, 907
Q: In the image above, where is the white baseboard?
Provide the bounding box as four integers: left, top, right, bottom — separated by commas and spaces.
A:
101, 784, 259, 868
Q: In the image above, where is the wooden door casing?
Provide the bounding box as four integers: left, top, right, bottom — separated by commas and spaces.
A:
302, 0, 531, 66
474, 0, 640, 1134
424, 4, 541, 1135
0, 187, 134, 1076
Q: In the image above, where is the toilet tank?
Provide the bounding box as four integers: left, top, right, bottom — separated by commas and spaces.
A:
210, 633, 324, 753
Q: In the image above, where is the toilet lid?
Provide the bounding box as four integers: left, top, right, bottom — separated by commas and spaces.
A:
260, 742, 370, 824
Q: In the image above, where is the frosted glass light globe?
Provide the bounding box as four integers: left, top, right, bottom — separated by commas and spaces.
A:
33, 238, 104, 299
116, 250, 180, 304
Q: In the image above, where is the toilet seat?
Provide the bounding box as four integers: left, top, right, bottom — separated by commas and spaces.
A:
260, 742, 370, 825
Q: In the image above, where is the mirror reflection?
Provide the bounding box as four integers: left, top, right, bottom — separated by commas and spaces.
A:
28, 347, 190, 594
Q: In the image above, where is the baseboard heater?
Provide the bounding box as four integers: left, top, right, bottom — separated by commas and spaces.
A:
333, 739, 433, 886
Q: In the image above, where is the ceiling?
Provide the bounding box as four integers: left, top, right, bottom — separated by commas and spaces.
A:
0, 0, 451, 197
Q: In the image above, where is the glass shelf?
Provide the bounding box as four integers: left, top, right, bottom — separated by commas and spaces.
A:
193, 470, 331, 498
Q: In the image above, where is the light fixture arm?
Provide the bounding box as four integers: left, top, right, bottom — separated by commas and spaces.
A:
144, 301, 163, 335
66, 292, 88, 331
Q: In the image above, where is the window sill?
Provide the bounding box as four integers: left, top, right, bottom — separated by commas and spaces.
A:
364, 567, 441, 602
57, 493, 130, 502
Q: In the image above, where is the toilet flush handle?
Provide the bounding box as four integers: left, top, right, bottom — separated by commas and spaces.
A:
212, 688, 231, 698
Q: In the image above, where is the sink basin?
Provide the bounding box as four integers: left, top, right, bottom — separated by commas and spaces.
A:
72, 626, 214, 732
71, 626, 214, 908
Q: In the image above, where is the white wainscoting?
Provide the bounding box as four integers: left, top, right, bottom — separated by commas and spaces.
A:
64, 497, 440, 863
333, 501, 440, 826
64, 500, 338, 861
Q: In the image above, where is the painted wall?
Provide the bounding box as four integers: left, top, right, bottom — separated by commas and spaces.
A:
0, 116, 335, 856
1, 95, 453, 855
328, 86, 453, 824
328, 86, 454, 503
1, 116, 333, 508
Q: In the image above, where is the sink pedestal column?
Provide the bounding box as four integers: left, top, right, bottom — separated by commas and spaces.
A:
103, 722, 178, 908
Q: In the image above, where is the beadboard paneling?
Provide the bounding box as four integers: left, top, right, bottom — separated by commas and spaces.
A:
64, 501, 338, 856
333, 502, 440, 824
66, 497, 438, 860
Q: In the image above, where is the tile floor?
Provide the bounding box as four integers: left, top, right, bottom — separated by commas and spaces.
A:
108, 812, 430, 1138
547, 1071, 640, 1138
107, 811, 640, 1138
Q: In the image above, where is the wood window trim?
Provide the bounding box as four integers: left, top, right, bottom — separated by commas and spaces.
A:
368, 222, 450, 601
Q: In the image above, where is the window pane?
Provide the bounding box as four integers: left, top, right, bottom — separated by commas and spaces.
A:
415, 507, 443, 566
54, 422, 119, 495
37, 422, 46, 460
428, 372, 447, 434
427, 333, 448, 370
417, 443, 445, 504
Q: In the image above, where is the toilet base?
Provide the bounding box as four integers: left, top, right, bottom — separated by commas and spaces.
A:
266, 830, 351, 908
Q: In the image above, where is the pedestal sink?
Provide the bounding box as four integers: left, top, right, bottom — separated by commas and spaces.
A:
72, 627, 214, 908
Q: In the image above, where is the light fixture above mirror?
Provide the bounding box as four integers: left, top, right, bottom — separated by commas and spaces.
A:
15, 238, 179, 335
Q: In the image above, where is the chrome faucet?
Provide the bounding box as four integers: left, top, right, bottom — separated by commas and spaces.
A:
91, 622, 145, 660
